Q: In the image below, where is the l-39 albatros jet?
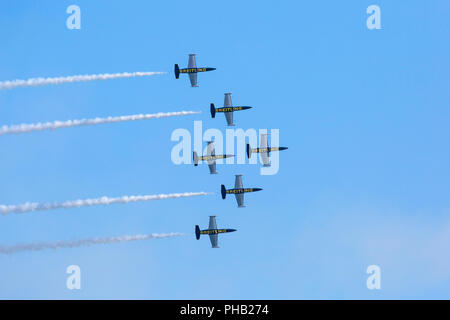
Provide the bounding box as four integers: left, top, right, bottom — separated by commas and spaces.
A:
221, 174, 262, 208
210, 93, 252, 126
193, 141, 234, 174
174, 54, 216, 87
195, 216, 236, 248
247, 133, 288, 167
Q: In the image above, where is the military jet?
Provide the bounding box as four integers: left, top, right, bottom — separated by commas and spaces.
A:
210, 93, 252, 126
221, 174, 262, 208
174, 54, 216, 87
193, 141, 234, 174
247, 133, 288, 167
195, 215, 236, 248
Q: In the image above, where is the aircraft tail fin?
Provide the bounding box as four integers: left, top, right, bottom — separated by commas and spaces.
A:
246, 143, 252, 159
174, 64, 180, 79
221, 184, 227, 199
193, 151, 199, 166
195, 225, 201, 240
210, 103, 216, 118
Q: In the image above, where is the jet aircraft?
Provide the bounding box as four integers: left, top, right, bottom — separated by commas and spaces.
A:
195, 216, 236, 248
174, 54, 216, 87
210, 93, 251, 126
221, 174, 262, 208
247, 133, 288, 167
193, 141, 234, 174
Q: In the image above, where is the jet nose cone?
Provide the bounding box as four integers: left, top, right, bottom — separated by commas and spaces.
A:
253, 188, 263, 192
229, 229, 237, 233
280, 147, 288, 151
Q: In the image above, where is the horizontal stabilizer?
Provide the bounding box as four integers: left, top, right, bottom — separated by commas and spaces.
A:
174, 64, 180, 79
221, 184, 226, 199
193, 151, 199, 166
210, 103, 216, 118
195, 225, 200, 240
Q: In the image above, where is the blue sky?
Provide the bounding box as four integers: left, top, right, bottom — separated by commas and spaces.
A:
0, 0, 449, 299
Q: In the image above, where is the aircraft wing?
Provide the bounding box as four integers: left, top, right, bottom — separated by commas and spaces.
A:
209, 215, 217, 229
235, 175, 243, 189
208, 161, 217, 174
260, 134, 270, 166
189, 73, 198, 87
188, 54, 197, 68
261, 152, 270, 166
235, 193, 245, 208
224, 93, 232, 107
260, 134, 269, 149
209, 234, 219, 248
224, 111, 234, 126
206, 141, 215, 157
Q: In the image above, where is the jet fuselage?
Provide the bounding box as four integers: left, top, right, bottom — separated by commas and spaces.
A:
198, 154, 234, 161
226, 188, 263, 194
179, 67, 216, 74
200, 228, 237, 235
215, 106, 252, 113
254, 146, 288, 153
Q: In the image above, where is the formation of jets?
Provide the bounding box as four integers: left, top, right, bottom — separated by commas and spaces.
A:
175, 54, 288, 248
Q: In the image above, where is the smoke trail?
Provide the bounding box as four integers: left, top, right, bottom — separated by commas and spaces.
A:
0, 233, 184, 255
0, 71, 166, 90
0, 192, 211, 216
0, 111, 200, 136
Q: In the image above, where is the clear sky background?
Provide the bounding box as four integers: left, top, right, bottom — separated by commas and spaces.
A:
0, 0, 449, 299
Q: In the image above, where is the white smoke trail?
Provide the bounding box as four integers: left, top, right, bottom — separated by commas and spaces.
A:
0, 192, 211, 216
0, 233, 184, 255
0, 111, 200, 136
0, 71, 166, 90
